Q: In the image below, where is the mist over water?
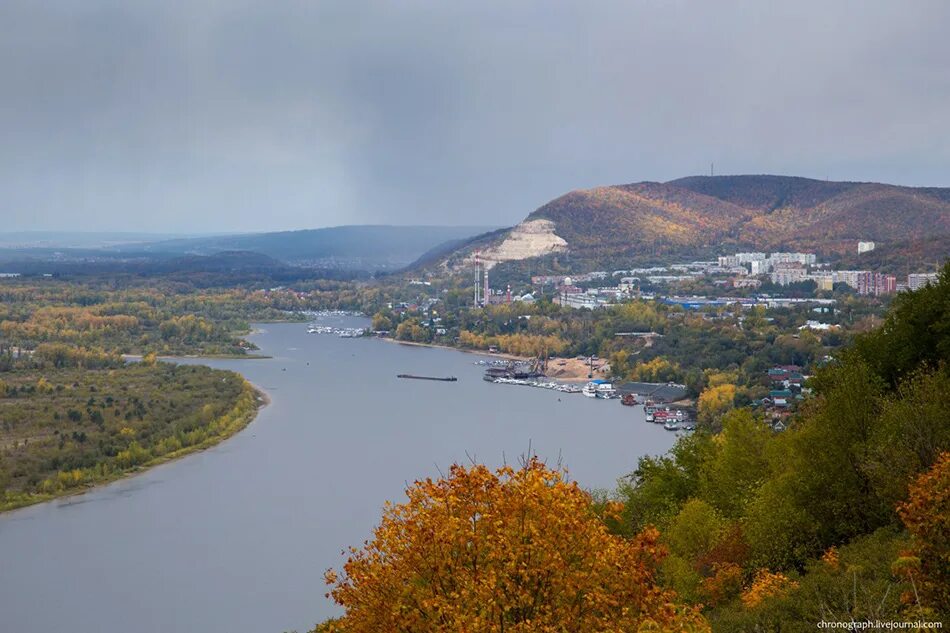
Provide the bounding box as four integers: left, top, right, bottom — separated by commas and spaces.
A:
0, 316, 674, 632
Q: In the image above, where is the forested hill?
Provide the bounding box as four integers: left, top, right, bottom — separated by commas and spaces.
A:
434, 175, 950, 270
534, 175, 950, 256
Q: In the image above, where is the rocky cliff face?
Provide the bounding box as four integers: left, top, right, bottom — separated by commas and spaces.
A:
475, 219, 567, 269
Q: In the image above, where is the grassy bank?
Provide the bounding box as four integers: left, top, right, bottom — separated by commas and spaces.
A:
0, 364, 266, 513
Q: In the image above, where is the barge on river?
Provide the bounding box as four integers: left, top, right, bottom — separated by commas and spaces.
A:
397, 374, 458, 382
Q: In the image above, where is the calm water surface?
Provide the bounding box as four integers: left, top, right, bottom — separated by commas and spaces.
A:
0, 316, 675, 633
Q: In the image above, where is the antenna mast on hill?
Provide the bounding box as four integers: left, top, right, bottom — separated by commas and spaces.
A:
474, 250, 481, 308
710, 162, 715, 177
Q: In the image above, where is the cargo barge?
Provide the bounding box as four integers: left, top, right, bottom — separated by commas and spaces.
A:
397, 374, 458, 382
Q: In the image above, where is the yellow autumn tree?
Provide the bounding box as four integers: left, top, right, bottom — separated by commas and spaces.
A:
629, 357, 682, 383
325, 459, 708, 632
697, 384, 737, 427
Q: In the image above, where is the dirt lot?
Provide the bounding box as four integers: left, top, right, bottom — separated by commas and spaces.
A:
545, 357, 611, 382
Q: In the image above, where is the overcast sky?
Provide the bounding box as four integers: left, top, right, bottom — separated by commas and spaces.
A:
2, 1, 949, 233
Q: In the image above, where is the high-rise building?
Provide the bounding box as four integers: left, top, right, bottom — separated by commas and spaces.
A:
737, 252, 767, 264
833, 270, 868, 290
907, 272, 939, 290
770, 252, 817, 266
770, 265, 807, 286
857, 272, 897, 296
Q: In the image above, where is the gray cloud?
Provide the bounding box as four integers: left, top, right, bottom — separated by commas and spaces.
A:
2, 0, 949, 232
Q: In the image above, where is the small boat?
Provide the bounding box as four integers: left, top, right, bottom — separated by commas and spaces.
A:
621, 393, 637, 406
397, 374, 458, 382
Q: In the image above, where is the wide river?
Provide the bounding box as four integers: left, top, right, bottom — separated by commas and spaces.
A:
0, 316, 676, 633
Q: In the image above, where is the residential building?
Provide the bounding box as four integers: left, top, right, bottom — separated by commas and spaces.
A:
833, 270, 869, 290
737, 252, 767, 264
769, 389, 793, 407
771, 264, 807, 286
857, 272, 897, 296
907, 272, 939, 291
732, 278, 761, 289
770, 252, 817, 266
717, 255, 738, 267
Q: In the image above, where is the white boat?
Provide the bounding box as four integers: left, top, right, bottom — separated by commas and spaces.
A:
584, 381, 616, 398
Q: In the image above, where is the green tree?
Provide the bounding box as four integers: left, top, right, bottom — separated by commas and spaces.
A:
700, 409, 772, 518
852, 262, 950, 386
620, 433, 714, 533
666, 498, 725, 560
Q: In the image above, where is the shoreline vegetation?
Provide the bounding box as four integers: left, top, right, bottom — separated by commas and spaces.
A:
0, 375, 267, 515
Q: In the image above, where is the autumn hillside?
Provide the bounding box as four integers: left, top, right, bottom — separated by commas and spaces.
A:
434, 175, 950, 269
538, 175, 950, 257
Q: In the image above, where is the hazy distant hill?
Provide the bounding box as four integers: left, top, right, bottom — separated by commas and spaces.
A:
0, 249, 369, 285
437, 175, 950, 270
129, 225, 496, 270
0, 231, 194, 249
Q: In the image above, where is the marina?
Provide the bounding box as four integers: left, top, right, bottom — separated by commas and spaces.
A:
306, 324, 366, 337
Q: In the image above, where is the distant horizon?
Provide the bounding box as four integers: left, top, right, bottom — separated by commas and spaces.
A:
6, 171, 950, 235
0, 223, 502, 239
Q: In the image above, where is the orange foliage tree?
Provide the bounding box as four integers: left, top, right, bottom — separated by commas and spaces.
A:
324, 459, 708, 632
897, 451, 950, 612
740, 569, 799, 608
